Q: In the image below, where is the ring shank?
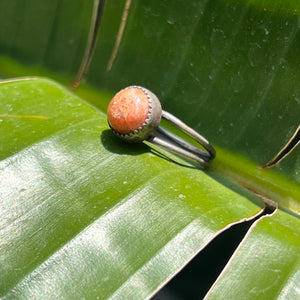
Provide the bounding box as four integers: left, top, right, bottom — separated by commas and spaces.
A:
148, 110, 216, 167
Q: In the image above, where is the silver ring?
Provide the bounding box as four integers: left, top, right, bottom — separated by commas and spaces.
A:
107, 86, 216, 167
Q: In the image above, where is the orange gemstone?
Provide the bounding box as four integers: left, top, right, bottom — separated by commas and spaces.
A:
107, 87, 151, 135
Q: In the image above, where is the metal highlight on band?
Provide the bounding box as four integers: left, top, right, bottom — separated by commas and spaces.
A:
107, 86, 216, 167
150, 111, 216, 167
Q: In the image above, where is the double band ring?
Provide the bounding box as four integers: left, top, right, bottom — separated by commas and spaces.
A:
107, 86, 216, 167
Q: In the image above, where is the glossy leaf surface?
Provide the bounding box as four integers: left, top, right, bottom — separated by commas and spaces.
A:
0, 78, 262, 298
0, 0, 299, 298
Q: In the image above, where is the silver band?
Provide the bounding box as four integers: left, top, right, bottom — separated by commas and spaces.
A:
148, 110, 216, 167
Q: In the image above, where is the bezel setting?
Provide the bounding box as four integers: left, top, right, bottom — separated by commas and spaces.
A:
108, 85, 162, 142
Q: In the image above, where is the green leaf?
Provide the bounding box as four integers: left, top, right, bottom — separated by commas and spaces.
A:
206, 210, 300, 299
228, 0, 300, 16
0, 0, 299, 298
0, 78, 262, 298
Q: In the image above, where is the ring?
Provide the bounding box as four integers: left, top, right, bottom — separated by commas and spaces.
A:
107, 86, 216, 167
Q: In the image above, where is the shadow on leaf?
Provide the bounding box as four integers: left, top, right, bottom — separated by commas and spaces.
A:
100, 129, 148, 156
101, 129, 198, 169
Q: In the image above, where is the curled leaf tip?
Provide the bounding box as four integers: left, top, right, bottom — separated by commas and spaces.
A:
106, 0, 132, 71
71, 0, 106, 89
261, 124, 300, 169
